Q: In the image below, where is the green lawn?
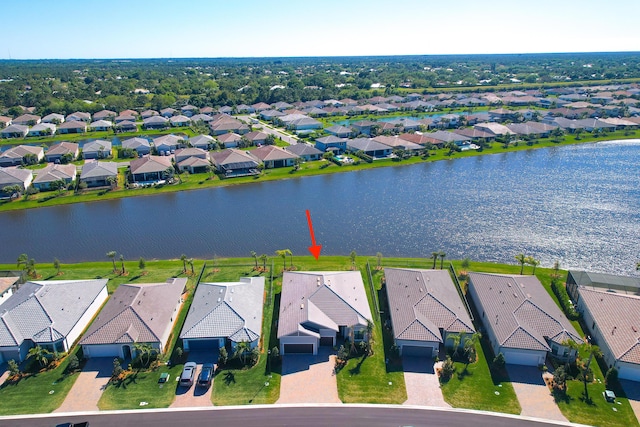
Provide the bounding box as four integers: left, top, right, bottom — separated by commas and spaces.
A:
439, 341, 521, 414
0, 350, 81, 415
98, 365, 183, 410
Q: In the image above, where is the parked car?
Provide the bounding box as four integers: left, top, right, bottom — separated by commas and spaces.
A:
55, 423, 89, 427
198, 363, 214, 388
180, 362, 197, 387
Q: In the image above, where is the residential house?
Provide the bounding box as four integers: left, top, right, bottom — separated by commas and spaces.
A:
121, 137, 151, 156
347, 138, 393, 158
153, 134, 184, 154
474, 122, 516, 137
467, 272, 582, 366
575, 286, 640, 381
384, 268, 475, 357
27, 123, 56, 137
174, 147, 210, 173
217, 132, 243, 148
209, 115, 249, 135
1, 124, 29, 139
180, 277, 265, 352
66, 112, 92, 122
143, 115, 169, 130
0, 279, 108, 363
0, 145, 44, 167
286, 117, 323, 132
251, 145, 298, 168
180, 105, 199, 117
324, 125, 354, 138
210, 149, 260, 177
119, 109, 138, 118
114, 121, 137, 133
80, 161, 118, 187
243, 131, 269, 146
190, 113, 213, 124
82, 139, 112, 159
0, 116, 11, 129
373, 135, 422, 152
80, 278, 186, 359
160, 108, 177, 118
452, 128, 496, 143
93, 110, 117, 121
114, 114, 137, 124
277, 271, 373, 355
251, 102, 271, 112
57, 120, 87, 134
41, 113, 65, 124
12, 114, 40, 126
140, 110, 159, 120
188, 134, 215, 150
129, 155, 173, 183
566, 270, 640, 303
88, 120, 113, 132
285, 143, 323, 161
351, 120, 378, 136
0, 168, 33, 196
315, 135, 347, 154
169, 115, 191, 127
45, 142, 79, 163
0, 276, 19, 306
32, 164, 77, 191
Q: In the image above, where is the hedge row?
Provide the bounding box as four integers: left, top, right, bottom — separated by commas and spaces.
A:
551, 280, 580, 320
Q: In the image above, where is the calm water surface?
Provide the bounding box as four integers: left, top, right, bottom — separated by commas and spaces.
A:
2, 140, 639, 275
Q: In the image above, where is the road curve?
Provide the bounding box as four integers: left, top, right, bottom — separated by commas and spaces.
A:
0, 404, 587, 427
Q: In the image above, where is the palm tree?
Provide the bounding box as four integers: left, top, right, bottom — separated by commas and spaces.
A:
53, 258, 61, 275
119, 254, 126, 274
515, 253, 527, 275
365, 320, 375, 356
431, 252, 439, 269
250, 251, 258, 269
439, 251, 446, 270
133, 343, 154, 368
106, 176, 117, 189
529, 257, 540, 275
286, 249, 293, 270
233, 341, 251, 365
450, 332, 463, 358
350, 250, 357, 268
27, 345, 51, 368
27, 258, 37, 278
106, 251, 117, 272
260, 254, 268, 271
275, 250, 287, 270
17, 253, 28, 270
187, 258, 194, 275
180, 254, 187, 273
463, 332, 481, 368
376, 252, 383, 269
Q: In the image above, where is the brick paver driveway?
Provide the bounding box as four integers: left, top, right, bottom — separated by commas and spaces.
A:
507, 365, 567, 422
55, 357, 112, 412
621, 380, 640, 422
170, 350, 216, 408
0, 363, 8, 386
276, 348, 341, 404
402, 356, 450, 407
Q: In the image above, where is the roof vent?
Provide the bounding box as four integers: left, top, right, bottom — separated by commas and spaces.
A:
514, 293, 518, 298
416, 277, 420, 281
633, 326, 638, 333
419, 288, 423, 293
217, 297, 221, 302
300, 303, 304, 309
220, 288, 223, 293
229, 297, 233, 302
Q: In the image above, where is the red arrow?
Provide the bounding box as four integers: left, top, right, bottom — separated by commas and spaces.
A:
306, 209, 322, 260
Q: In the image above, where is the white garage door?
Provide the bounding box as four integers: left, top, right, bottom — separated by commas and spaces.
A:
83, 344, 123, 358
503, 349, 541, 366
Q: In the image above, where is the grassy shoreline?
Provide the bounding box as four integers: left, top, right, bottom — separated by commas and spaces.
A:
1, 130, 637, 213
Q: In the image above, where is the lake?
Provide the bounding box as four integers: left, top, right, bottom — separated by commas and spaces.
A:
2, 140, 639, 275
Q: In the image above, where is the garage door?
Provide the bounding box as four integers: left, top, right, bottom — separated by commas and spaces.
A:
284, 344, 313, 354
320, 337, 334, 346
187, 339, 221, 351
618, 365, 640, 381
503, 350, 541, 366
83, 344, 122, 358
402, 346, 433, 357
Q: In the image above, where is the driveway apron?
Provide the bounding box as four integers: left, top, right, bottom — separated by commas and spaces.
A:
276, 348, 340, 404
55, 357, 112, 412
506, 365, 568, 422
402, 356, 450, 407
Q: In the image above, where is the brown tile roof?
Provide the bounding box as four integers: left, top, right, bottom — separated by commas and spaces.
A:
129, 155, 173, 174
251, 145, 298, 162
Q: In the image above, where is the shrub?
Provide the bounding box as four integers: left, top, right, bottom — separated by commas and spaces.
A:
605, 366, 619, 388
551, 281, 580, 320
493, 352, 506, 370
67, 354, 80, 372
218, 346, 228, 366
439, 356, 456, 381
7, 359, 20, 377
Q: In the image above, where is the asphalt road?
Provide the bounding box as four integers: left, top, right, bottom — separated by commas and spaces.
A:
0, 405, 582, 427
236, 115, 300, 145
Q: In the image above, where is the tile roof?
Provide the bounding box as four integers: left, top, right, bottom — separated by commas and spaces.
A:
468, 273, 582, 352
0, 279, 107, 347
83, 139, 112, 153
0, 145, 44, 160
46, 142, 79, 156
122, 137, 150, 150
80, 278, 186, 346
33, 164, 76, 184
277, 271, 373, 339
251, 145, 298, 162
385, 268, 474, 343
129, 155, 173, 174
285, 143, 322, 157
80, 161, 117, 179
578, 288, 640, 364
0, 167, 32, 186
180, 277, 264, 343
210, 149, 259, 168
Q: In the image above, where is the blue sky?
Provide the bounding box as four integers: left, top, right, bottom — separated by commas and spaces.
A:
2, 0, 640, 59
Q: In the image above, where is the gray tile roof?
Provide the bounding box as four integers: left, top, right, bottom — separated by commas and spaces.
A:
468, 272, 582, 352
0, 167, 32, 186
277, 271, 373, 339
122, 137, 151, 150
0, 145, 44, 160
347, 138, 390, 152
180, 277, 264, 343
251, 145, 298, 162
33, 164, 76, 184
578, 288, 640, 364
0, 279, 107, 347
80, 278, 186, 346
46, 142, 79, 157
285, 143, 322, 157
129, 155, 173, 174
80, 161, 117, 180
83, 139, 112, 154
385, 268, 474, 343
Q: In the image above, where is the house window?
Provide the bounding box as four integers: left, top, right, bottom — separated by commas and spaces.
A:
353, 329, 365, 341
552, 345, 558, 355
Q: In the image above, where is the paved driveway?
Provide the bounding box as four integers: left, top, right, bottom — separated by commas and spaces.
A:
506, 365, 567, 422
276, 348, 341, 404
402, 356, 450, 407
170, 350, 216, 408
55, 358, 112, 412
621, 380, 640, 422
0, 363, 8, 386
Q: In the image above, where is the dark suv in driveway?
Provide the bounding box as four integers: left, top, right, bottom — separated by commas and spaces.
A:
197, 363, 214, 388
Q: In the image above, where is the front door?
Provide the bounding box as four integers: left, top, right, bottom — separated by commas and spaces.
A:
122, 345, 132, 360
